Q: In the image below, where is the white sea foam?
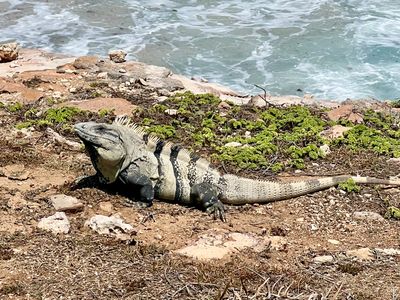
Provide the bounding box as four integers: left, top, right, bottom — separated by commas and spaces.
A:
1, 0, 400, 100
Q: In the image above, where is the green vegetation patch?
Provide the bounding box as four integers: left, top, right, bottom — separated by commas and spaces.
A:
385, 206, 400, 220
334, 110, 400, 157
131, 92, 330, 173
12, 103, 114, 136
131, 92, 400, 174
16, 107, 84, 131
338, 178, 361, 193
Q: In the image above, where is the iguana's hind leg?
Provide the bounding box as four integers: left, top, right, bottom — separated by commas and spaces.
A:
118, 164, 154, 208
191, 182, 225, 222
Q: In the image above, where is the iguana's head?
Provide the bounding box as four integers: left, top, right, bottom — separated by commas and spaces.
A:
74, 121, 129, 183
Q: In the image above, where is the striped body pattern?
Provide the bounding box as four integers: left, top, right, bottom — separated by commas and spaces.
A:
74, 116, 400, 216
144, 138, 221, 205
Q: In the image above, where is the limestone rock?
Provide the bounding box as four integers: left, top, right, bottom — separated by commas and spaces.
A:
109, 50, 127, 63
0, 164, 29, 180
165, 108, 178, 116
38, 212, 70, 234
73, 56, 99, 69
50, 194, 84, 212
326, 105, 363, 123
320, 125, 352, 140
387, 158, 400, 166
346, 248, 374, 260
0, 78, 44, 103
249, 95, 267, 107
85, 214, 134, 235
327, 239, 341, 245
353, 211, 385, 222
375, 248, 400, 256
98, 201, 114, 214
319, 144, 331, 156
224, 142, 242, 148
61, 97, 137, 115
175, 230, 271, 261
313, 255, 334, 263
7, 193, 28, 210
0, 42, 19, 63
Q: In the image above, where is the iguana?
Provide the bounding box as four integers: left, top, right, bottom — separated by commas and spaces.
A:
74, 116, 400, 221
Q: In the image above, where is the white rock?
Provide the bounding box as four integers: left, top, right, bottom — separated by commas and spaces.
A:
387, 158, 400, 165
108, 49, 127, 63
164, 108, 178, 115
97, 72, 108, 79
346, 248, 374, 260
319, 144, 331, 156
175, 230, 270, 261
310, 224, 319, 231
375, 248, 400, 256
50, 194, 84, 212
327, 239, 341, 245
69, 87, 77, 93
249, 95, 267, 107
85, 214, 134, 235
52, 91, 62, 99
313, 255, 334, 263
353, 211, 385, 222
320, 125, 351, 140
98, 201, 114, 213
268, 236, 288, 251
224, 141, 242, 148
38, 212, 70, 234
176, 245, 231, 260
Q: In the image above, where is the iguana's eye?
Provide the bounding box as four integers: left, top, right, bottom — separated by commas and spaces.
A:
100, 128, 119, 139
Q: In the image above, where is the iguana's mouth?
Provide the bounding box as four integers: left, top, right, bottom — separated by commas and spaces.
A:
74, 123, 105, 148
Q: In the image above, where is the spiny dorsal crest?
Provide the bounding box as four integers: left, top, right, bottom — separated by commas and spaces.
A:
112, 115, 207, 164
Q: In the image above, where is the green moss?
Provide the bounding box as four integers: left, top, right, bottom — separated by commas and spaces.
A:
46, 97, 56, 105
338, 178, 361, 193
98, 108, 114, 118
130, 91, 400, 174
334, 124, 400, 157
7, 102, 23, 112
15, 106, 84, 130
15, 121, 36, 130
385, 206, 400, 220
146, 124, 176, 140
45, 107, 82, 123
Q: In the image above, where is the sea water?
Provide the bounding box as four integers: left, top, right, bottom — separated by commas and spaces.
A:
0, 0, 399, 100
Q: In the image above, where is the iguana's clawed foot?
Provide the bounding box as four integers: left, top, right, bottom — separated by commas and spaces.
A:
124, 199, 152, 209
206, 200, 226, 222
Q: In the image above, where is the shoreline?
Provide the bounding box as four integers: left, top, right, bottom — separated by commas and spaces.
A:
1, 46, 384, 109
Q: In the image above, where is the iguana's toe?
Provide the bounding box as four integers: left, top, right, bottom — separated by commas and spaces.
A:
124, 199, 152, 209
206, 200, 226, 222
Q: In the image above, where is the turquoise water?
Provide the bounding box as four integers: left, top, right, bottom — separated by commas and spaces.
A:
1, 0, 400, 99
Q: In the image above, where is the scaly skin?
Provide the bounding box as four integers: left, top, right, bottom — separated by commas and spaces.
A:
74, 116, 400, 221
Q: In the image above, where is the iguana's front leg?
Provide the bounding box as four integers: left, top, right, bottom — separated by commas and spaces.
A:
118, 164, 154, 208
191, 182, 225, 222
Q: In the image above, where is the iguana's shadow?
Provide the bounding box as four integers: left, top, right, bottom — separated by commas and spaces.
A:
71, 175, 142, 202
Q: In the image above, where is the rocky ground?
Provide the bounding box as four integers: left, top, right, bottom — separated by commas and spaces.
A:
0, 47, 400, 299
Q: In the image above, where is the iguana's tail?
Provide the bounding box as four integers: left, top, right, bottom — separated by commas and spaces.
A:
219, 174, 400, 205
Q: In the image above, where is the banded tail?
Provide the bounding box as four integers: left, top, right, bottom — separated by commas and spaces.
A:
219, 174, 400, 205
